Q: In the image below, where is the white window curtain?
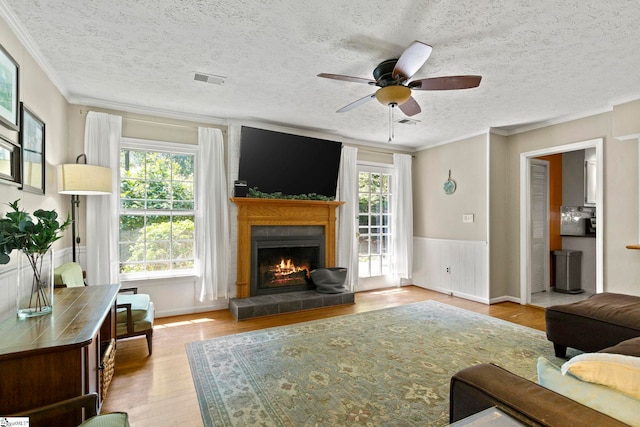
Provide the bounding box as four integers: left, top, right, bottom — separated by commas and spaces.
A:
84, 112, 122, 286
196, 127, 230, 301
336, 145, 358, 291
391, 153, 413, 281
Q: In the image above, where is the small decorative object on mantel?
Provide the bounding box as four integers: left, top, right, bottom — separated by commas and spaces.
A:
0, 200, 70, 318
443, 169, 457, 195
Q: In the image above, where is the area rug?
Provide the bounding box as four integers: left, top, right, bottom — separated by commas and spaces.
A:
187, 300, 572, 427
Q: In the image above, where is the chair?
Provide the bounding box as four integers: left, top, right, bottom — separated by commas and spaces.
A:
54, 261, 86, 287
13, 393, 129, 426
53, 262, 155, 355
116, 287, 154, 355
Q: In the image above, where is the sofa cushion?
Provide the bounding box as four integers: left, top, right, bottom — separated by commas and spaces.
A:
599, 336, 640, 356
561, 353, 640, 399
116, 301, 154, 336
537, 357, 640, 426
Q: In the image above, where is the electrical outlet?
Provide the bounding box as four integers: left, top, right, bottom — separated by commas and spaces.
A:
463, 214, 474, 223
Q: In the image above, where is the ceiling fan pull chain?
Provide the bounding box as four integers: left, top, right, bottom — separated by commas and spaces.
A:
388, 104, 395, 142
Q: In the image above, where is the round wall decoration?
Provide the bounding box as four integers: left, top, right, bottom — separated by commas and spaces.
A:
443, 170, 456, 195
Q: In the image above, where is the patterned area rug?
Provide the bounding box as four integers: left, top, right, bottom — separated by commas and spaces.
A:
187, 300, 570, 426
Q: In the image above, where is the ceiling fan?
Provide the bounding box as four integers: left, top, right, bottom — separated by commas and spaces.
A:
318, 41, 482, 141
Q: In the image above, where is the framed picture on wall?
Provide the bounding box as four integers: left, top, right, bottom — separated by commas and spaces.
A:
20, 103, 45, 194
0, 44, 19, 130
0, 133, 21, 186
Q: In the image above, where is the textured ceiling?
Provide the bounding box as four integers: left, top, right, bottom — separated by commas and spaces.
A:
3, 0, 640, 149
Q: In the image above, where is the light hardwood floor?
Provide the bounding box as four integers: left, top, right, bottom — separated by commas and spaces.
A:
102, 286, 546, 426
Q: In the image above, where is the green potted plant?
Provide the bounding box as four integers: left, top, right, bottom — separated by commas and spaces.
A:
0, 200, 71, 317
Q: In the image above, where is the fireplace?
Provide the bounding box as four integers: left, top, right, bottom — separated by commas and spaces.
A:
230, 198, 351, 319
231, 198, 343, 298
251, 226, 325, 296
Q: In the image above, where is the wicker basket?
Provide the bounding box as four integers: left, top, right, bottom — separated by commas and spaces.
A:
100, 338, 116, 399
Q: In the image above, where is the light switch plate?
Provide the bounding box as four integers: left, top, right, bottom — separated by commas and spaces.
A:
463, 214, 474, 223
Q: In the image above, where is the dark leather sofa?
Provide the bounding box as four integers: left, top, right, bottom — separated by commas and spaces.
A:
449, 336, 640, 426
450, 363, 628, 426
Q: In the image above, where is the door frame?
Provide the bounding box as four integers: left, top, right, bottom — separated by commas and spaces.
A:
519, 138, 604, 304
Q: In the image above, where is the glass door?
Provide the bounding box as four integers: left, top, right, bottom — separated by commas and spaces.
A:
357, 164, 394, 290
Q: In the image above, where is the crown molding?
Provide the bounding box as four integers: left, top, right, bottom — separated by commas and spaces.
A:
70, 96, 230, 127
415, 129, 491, 151
503, 106, 613, 136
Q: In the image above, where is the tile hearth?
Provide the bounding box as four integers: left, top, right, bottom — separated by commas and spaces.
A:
229, 290, 355, 320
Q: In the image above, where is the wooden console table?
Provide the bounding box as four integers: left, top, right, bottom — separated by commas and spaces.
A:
0, 284, 119, 425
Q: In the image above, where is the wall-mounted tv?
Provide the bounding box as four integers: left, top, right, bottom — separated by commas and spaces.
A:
238, 127, 343, 198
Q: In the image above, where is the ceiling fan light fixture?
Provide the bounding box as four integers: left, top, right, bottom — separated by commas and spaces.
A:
375, 85, 411, 106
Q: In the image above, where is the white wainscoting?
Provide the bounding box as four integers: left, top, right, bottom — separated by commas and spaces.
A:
413, 237, 489, 304
0, 246, 229, 321
121, 276, 229, 318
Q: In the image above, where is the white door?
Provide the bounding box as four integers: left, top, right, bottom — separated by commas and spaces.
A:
529, 159, 550, 294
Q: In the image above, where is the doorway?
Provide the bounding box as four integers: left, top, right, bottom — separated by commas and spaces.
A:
519, 138, 603, 305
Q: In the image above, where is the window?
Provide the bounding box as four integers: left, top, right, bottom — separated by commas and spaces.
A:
119, 139, 196, 278
358, 165, 392, 278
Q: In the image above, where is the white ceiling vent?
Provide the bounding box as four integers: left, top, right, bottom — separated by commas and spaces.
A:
396, 118, 420, 125
193, 72, 226, 85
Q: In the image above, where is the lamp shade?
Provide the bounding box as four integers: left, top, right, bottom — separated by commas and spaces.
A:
57, 164, 113, 195
375, 85, 412, 106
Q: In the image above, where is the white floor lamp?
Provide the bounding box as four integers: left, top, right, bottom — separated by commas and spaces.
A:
57, 154, 112, 263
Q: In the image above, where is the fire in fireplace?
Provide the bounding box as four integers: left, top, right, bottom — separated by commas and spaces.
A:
251, 226, 325, 296
258, 247, 316, 288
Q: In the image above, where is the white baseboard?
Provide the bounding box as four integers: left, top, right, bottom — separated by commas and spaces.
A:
155, 301, 229, 318
490, 295, 522, 304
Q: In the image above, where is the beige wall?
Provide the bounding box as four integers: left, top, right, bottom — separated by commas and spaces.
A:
489, 133, 508, 297
413, 110, 640, 299
413, 133, 488, 241
613, 99, 640, 139
0, 17, 70, 251
505, 112, 640, 297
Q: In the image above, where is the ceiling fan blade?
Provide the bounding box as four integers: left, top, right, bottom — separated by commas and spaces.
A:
409, 75, 482, 91
398, 96, 421, 116
336, 93, 376, 113
392, 41, 433, 80
318, 73, 376, 85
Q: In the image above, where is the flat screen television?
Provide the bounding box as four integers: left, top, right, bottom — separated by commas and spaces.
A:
238, 127, 342, 198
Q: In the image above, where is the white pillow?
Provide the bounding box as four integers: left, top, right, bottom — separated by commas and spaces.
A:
537, 357, 640, 426
561, 353, 640, 399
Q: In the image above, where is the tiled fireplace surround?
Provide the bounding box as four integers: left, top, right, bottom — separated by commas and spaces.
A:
229, 198, 354, 320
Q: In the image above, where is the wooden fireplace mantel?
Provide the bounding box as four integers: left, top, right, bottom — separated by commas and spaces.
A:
231, 198, 344, 298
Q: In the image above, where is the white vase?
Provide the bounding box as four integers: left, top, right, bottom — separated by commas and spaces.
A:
16, 250, 54, 318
